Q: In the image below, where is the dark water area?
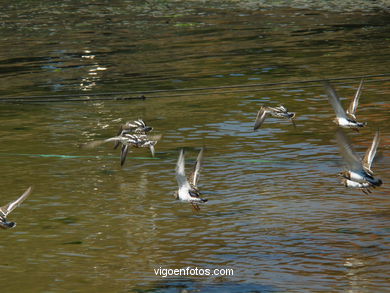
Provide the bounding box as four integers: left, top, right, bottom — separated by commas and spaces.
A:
0, 1, 389, 292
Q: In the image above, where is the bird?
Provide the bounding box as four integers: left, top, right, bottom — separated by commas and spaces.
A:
114, 119, 153, 149
324, 80, 366, 130
336, 129, 382, 193
0, 186, 32, 229
118, 134, 161, 166
119, 119, 153, 135
253, 105, 296, 130
174, 148, 208, 211
82, 133, 161, 166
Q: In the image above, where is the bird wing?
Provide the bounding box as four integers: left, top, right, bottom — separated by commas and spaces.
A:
81, 136, 122, 149
253, 107, 270, 130
147, 134, 162, 142
124, 120, 138, 129
323, 81, 348, 119
149, 144, 155, 157
189, 147, 204, 187
276, 104, 287, 112
146, 135, 162, 157
363, 129, 380, 172
0, 187, 32, 217
137, 119, 146, 127
114, 125, 124, 149
120, 144, 130, 166
347, 79, 364, 118
336, 129, 362, 172
176, 150, 191, 190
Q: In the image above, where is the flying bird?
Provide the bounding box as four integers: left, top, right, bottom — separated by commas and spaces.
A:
114, 119, 153, 149
120, 119, 153, 134
174, 148, 208, 211
82, 133, 161, 166
324, 80, 366, 130
0, 187, 33, 229
336, 129, 382, 194
254, 105, 296, 130
118, 134, 161, 166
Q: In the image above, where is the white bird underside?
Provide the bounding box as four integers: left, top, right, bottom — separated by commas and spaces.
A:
348, 171, 370, 183
343, 179, 371, 189
335, 117, 359, 128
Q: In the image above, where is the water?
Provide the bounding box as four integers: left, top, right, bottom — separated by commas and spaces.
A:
0, 2, 389, 292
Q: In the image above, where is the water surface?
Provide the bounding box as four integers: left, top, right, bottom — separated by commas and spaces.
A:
0, 2, 389, 292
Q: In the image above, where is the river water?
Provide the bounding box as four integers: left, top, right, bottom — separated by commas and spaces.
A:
0, 1, 389, 292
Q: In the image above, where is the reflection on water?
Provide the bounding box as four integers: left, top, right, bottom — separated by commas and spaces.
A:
0, 1, 390, 292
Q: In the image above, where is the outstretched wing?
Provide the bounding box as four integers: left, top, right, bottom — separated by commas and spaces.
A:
323, 81, 348, 119
347, 79, 364, 119
81, 136, 122, 149
146, 134, 162, 157
137, 119, 146, 127
114, 125, 124, 149
335, 129, 362, 172
253, 107, 269, 130
120, 144, 130, 166
149, 144, 155, 157
363, 129, 380, 173
0, 187, 32, 217
147, 134, 162, 142
175, 150, 191, 190
189, 147, 204, 187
